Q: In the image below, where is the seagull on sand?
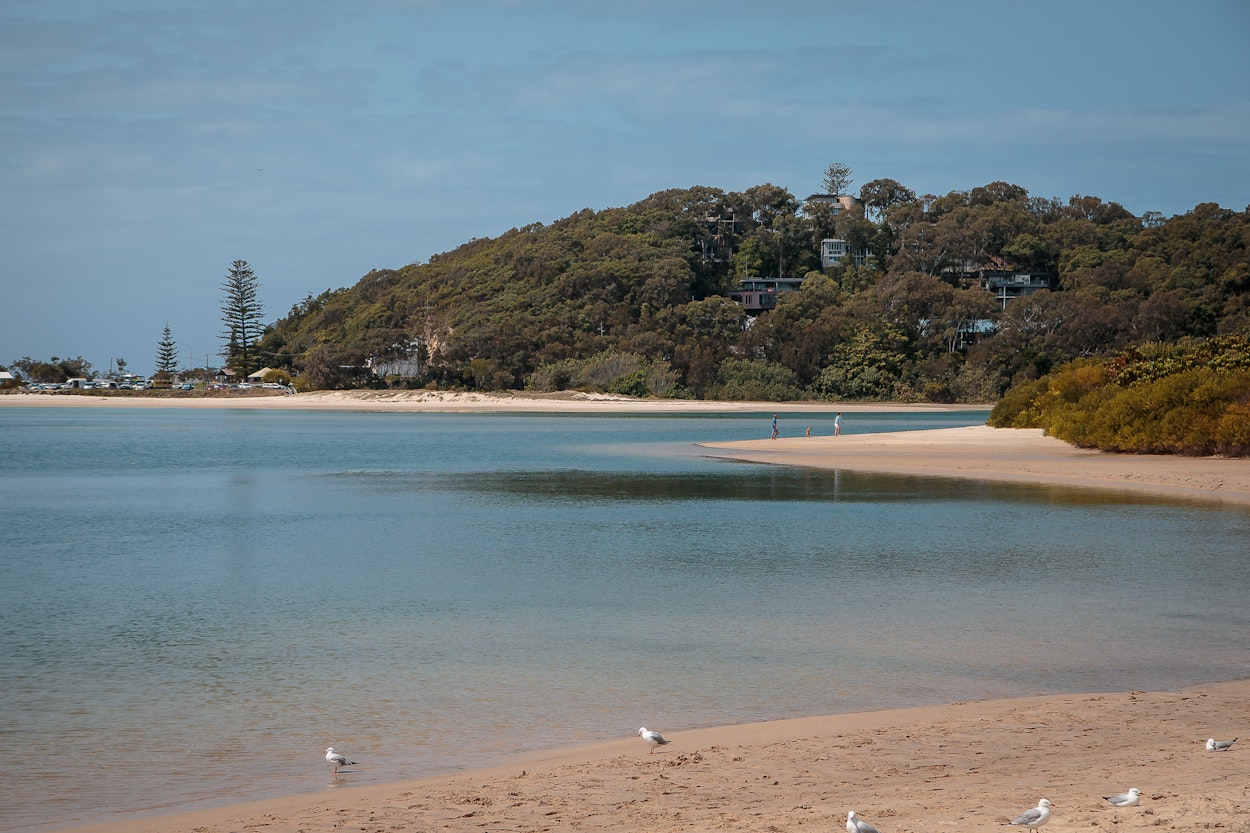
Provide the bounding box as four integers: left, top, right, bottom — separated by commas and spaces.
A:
324, 747, 358, 773
1104, 788, 1142, 807
1005, 799, 1054, 830
848, 810, 883, 833
1205, 737, 1237, 751
638, 727, 670, 753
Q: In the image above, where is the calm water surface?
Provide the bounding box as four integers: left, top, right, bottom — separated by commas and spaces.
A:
1, 408, 1248, 832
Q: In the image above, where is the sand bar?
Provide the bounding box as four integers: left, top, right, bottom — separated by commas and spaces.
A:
702, 424, 1250, 506
66, 680, 1250, 833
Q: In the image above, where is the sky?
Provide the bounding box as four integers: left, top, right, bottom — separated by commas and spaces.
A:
2, 0, 1248, 377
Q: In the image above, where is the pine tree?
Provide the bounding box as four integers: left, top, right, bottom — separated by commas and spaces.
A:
219, 260, 264, 376
821, 162, 853, 196
155, 322, 179, 375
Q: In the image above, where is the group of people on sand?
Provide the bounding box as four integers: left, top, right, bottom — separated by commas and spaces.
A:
772, 412, 842, 440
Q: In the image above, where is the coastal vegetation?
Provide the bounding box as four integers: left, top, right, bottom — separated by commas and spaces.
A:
255, 180, 1248, 403
988, 335, 1250, 456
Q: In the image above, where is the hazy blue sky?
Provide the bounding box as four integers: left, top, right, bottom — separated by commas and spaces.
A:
3, 0, 1248, 376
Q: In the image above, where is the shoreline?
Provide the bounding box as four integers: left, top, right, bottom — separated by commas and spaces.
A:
63, 679, 1250, 833
0, 389, 983, 413
9, 390, 1248, 506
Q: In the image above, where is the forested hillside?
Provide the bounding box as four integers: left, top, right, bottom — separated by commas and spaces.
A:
259, 180, 1249, 401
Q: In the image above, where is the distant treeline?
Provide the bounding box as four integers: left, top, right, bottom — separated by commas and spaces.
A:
988, 335, 1250, 456
257, 180, 1249, 403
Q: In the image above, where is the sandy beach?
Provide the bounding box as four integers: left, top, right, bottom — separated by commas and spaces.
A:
700, 425, 1250, 506
67, 680, 1249, 833
0, 388, 962, 413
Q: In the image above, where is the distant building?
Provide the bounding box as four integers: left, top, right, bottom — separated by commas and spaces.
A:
820, 238, 869, 269
727, 276, 806, 315
941, 260, 1054, 307
803, 194, 864, 217
982, 271, 1053, 308
700, 214, 738, 263
368, 358, 423, 378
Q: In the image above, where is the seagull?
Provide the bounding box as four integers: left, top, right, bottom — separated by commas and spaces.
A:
1104, 788, 1142, 807
638, 727, 670, 753
1005, 799, 1054, 830
324, 746, 357, 773
848, 810, 882, 833
1205, 737, 1237, 751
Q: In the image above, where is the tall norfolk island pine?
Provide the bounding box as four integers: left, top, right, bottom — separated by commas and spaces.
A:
220, 260, 264, 377
154, 322, 179, 375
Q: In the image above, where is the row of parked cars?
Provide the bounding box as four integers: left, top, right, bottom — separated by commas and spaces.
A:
27, 378, 194, 391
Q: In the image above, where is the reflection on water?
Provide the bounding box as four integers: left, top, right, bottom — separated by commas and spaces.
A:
0, 408, 1247, 833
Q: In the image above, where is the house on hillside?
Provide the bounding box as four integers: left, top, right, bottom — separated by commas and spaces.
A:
727, 276, 806, 315
368, 358, 422, 379
820, 238, 869, 269
983, 271, 1052, 308
803, 194, 864, 217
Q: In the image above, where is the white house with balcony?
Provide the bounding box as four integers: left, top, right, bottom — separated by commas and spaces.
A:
820, 238, 868, 269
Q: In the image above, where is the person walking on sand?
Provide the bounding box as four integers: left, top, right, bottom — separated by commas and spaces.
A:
834, 412, 843, 436
770, 414, 779, 440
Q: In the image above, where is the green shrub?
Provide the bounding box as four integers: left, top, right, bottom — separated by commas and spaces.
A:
707, 359, 804, 401
990, 337, 1250, 456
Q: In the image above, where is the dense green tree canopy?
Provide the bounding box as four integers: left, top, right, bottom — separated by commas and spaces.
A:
257, 179, 1249, 402
6, 355, 93, 383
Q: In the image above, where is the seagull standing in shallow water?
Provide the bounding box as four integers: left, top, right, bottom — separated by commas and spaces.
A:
1104, 788, 1142, 807
325, 746, 357, 773
638, 727, 670, 753
1005, 799, 1054, 830
848, 810, 882, 833
1205, 737, 1237, 751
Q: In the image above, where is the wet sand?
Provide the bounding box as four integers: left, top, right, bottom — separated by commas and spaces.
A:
67, 680, 1249, 833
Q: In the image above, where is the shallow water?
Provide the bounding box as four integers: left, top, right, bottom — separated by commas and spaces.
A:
1, 408, 1248, 832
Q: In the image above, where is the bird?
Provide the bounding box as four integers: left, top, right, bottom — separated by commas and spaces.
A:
638, 727, 670, 753
1205, 737, 1237, 751
1104, 788, 1142, 807
324, 746, 358, 773
848, 810, 883, 833
1005, 799, 1054, 830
